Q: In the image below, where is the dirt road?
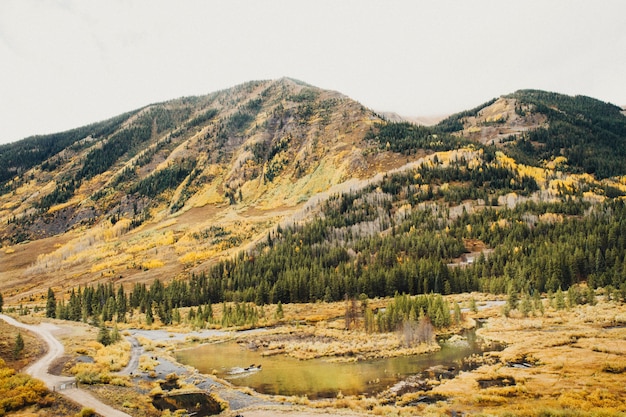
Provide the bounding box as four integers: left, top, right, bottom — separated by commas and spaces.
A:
118, 336, 141, 375
0, 314, 132, 417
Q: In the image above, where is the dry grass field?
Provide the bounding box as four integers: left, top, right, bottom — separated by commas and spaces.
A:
391, 298, 626, 417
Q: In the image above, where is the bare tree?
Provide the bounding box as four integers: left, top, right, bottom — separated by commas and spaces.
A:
344, 294, 359, 330
399, 313, 434, 347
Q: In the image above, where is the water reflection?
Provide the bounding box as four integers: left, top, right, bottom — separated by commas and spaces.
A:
176, 330, 490, 399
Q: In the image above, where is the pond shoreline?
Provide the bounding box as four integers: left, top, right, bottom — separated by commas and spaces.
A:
173, 323, 502, 400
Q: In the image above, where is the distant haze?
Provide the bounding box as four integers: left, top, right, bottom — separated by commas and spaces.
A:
1, 0, 625, 144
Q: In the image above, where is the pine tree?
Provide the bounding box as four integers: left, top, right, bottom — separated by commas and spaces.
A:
469, 297, 478, 313
116, 286, 127, 322
97, 325, 111, 346
45, 288, 56, 318
275, 301, 284, 320
173, 308, 181, 324
110, 323, 121, 344
13, 332, 24, 359
586, 286, 597, 306
68, 289, 81, 321
506, 285, 519, 311
555, 288, 566, 310
520, 292, 533, 317
533, 291, 544, 315
146, 304, 154, 326
364, 306, 376, 333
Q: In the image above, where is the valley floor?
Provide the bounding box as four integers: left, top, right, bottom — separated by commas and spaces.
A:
3, 294, 626, 417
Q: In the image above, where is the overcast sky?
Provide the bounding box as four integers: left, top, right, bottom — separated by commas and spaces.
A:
1, 0, 625, 144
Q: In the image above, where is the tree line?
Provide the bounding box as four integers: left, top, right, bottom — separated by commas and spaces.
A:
39, 184, 626, 333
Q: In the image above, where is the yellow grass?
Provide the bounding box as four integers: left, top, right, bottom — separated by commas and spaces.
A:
427, 299, 626, 416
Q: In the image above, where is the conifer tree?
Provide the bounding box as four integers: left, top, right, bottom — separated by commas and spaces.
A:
555, 288, 566, 310
45, 288, 56, 318
173, 308, 181, 324
13, 332, 24, 359
146, 304, 154, 326
110, 323, 121, 344
275, 301, 284, 320
116, 286, 127, 322
469, 297, 478, 313
97, 325, 111, 346
520, 292, 533, 317
506, 285, 519, 311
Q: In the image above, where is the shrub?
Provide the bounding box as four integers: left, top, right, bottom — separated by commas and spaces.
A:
71, 363, 111, 384
602, 362, 626, 374
75, 407, 96, 417
0, 359, 48, 414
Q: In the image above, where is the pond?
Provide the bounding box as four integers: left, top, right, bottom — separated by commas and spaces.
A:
176, 329, 496, 399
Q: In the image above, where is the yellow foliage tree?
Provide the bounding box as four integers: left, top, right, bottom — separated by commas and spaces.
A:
0, 358, 49, 415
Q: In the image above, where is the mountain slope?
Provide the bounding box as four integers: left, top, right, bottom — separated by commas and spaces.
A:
1, 82, 626, 305
0, 78, 424, 301
437, 90, 626, 178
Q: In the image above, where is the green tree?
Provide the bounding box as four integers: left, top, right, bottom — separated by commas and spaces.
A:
116, 286, 127, 322
587, 286, 597, 306
555, 288, 566, 310
469, 297, 478, 313
97, 325, 111, 346
533, 291, 544, 315
145, 304, 154, 326
453, 302, 462, 324
13, 333, 24, 359
46, 288, 56, 318
275, 301, 284, 320
110, 323, 121, 344
506, 285, 519, 311
13, 332, 24, 358
520, 292, 533, 317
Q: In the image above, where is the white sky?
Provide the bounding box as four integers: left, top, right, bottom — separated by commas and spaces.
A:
1, 0, 625, 144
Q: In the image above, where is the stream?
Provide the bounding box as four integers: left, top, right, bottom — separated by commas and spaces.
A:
176, 328, 499, 399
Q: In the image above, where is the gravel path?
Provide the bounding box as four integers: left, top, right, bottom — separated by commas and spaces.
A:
0, 314, 132, 417
118, 336, 142, 375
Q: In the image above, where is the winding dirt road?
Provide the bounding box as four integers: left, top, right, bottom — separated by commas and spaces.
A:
0, 314, 132, 417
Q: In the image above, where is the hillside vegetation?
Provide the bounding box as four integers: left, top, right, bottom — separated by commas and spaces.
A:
438, 89, 626, 178
1, 82, 626, 312
1, 78, 397, 301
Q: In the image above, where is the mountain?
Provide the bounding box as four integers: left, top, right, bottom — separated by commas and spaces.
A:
436, 90, 626, 178
1, 81, 626, 305
0, 78, 409, 301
